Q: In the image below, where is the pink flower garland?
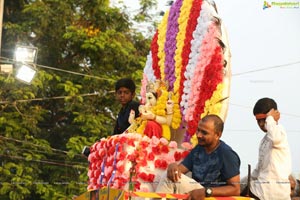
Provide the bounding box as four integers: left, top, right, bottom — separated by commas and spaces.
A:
187, 45, 224, 135
185, 23, 220, 121
179, 0, 203, 112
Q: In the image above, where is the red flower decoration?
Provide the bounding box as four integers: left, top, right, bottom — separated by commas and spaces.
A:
127, 138, 135, 147
147, 152, 155, 161
108, 146, 115, 155
119, 136, 128, 145
152, 146, 161, 155
134, 181, 141, 190
151, 31, 161, 79
181, 150, 190, 159
138, 172, 148, 181
139, 158, 148, 167
148, 173, 155, 182
140, 140, 150, 149
154, 159, 168, 169
187, 46, 223, 135
174, 151, 182, 161
127, 150, 139, 162
117, 151, 127, 161
117, 165, 125, 174
179, 0, 203, 104
161, 145, 169, 154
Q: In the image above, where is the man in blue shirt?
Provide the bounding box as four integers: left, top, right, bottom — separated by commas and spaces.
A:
155, 114, 240, 199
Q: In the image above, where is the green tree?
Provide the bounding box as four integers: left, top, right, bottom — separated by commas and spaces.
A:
0, 0, 156, 199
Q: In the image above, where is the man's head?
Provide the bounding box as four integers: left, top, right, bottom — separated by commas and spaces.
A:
253, 97, 277, 132
115, 78, 136, 107
196, 114, 224, 149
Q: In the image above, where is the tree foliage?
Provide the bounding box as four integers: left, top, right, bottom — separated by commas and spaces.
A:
0, 0, 156, 199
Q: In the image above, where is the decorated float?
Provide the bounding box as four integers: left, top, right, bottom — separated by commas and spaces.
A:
76, 0, 252, 199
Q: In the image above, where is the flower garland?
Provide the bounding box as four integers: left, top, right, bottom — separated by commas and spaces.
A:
172, 0, 194, 100
181, 1, 215, 120
157, 10, 170, 81
87, 134, 191, 192
201, 83, 225, 118
164, 0, 183, 91
140, 73, 149, 104
178, 0, 203, 113
171, 93, 182, 129
187, 45, 224, 135
185, 21, 220, 122
152, 88, 168, 117
151, 31, 161, 80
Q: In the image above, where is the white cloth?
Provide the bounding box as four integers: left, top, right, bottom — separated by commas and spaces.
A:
155, 172, 203, 194
250, 116, 292, 200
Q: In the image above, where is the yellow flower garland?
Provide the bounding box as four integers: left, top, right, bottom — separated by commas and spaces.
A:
190, 83, 225, 146
157, 11, 170, 80
171, 93, 182, 129
200, 83, 225, 118
173, 0, 193, 94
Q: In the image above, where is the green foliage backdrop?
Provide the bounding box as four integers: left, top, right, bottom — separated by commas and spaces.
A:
0, 0, 157, 199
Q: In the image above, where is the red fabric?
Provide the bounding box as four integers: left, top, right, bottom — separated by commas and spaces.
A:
143, 120, 162, 138
255, 113, 267, 120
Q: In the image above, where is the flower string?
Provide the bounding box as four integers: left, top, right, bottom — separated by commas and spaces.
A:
178, 0, 203, 115
171, 93, 182, 129
201, 83, 225, 118
151, 31, 161, 80
185, 20, 220, 121
181, 0, 215, 120
157, 10, 170, 81
187, 45, 224, 135
174, 0, 194, 92
164, 0, 183, 91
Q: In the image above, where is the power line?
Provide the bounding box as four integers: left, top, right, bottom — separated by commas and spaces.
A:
232, 60, 300, 76
0, 92, 100, 104
0, 56, 115, 82
37, 63, 114, 82
0, 135, 84, 158
0, 154, 87, 169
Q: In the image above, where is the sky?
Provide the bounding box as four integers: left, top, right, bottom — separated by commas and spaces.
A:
121, 0, 300, 177
213, 0, 300, 177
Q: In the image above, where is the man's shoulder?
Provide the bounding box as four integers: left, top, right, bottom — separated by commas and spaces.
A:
218, 140, 232, 150
218, 141, 240, 159
128, 100, 140, 107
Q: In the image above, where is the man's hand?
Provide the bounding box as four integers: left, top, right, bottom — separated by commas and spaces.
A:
187, 188, 205, 200
267, 108, 280, 122
167, 163, 181, 182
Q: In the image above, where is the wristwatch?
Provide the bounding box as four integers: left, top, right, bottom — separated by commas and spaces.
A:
205, 187, 212, 197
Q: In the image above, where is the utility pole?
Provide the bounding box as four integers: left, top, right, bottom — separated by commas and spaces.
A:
0, 0, 4, 56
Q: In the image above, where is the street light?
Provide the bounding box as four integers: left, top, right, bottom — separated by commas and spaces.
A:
15, 64, 37, 84
15, 45, 38, 63
14, 45, 38, 84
